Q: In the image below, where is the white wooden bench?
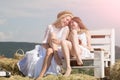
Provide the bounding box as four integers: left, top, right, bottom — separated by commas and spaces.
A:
70, 29, 115, 78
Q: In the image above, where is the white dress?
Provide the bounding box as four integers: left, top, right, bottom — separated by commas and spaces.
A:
77, 33, 94, 59
17, 25, 69, 78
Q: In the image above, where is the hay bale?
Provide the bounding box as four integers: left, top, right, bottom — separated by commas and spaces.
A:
0, 75, 34, 80
0, 74, 97, 80
0, 58, 22, 75
36, 74, 97, 80
0, 58, 97, 80
110, 60, 120, 80
68, 74, 97, 80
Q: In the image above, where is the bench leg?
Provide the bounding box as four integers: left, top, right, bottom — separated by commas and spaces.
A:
94, 51, 105, 78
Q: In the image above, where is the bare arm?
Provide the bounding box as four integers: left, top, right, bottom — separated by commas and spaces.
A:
51, 27, 69, 45
41, 25, 52, 49
42, 26, 50, 43
82, 31, 93, 51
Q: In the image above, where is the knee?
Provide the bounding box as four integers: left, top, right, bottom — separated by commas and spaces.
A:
46, 48, 54, 56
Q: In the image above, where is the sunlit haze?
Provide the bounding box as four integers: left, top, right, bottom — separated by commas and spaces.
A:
0, 0, 120, 46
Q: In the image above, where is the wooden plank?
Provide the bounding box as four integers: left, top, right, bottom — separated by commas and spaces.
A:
110, 29, 115, 66
91, 38, 110, 44
91, 35, 105, 38
92, 45, 110, 51
70, 58, 94, 61
71, 66, 99, 68
90, 29, 113, 35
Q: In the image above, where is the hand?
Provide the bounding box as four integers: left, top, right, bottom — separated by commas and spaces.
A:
52, 39, 60, 45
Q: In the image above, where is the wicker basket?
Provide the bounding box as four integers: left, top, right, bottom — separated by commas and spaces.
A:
14, 49, 25, 60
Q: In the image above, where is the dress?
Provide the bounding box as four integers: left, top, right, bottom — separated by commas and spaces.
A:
17, 25, 69, 78
17, 45, 41, 77
77, 33, 94, 59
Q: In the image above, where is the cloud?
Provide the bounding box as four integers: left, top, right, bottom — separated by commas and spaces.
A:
0, 32, 12, 40
0, 1, 50, 18
0, 0, 74, 18
0, 0, 120, 46
0, 0, 41, 18
0, 19, 7, 25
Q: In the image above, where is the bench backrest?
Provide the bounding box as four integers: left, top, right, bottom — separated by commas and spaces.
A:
90, 29, 115, 66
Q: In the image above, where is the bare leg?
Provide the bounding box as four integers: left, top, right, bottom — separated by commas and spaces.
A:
36, 48, 53, 80
61, 40, 72, 76
49, 32, 62, 65
53, 50, 62, 65
70, 30, 83, 65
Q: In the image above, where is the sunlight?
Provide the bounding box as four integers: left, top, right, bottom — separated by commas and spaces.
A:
97, 0, 120, 24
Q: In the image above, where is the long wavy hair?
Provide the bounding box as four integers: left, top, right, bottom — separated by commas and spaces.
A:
68, 17, 88, 35
70, 17, 88, 31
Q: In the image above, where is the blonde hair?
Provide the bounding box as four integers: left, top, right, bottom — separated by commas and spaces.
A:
53, 11, 74, 27
57, 11, 74, 19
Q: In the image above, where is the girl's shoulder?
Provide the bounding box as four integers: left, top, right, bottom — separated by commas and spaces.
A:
46, 25, 55, 31
78, 30, 90, 36
77, 29, 86, 34
85, 30, 90, 35
81, 29, 90, 34
47, 25, 53, 29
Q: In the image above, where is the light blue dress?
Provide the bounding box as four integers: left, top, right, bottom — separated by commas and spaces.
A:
17, 45, 42, 77
17, 25, 69, 78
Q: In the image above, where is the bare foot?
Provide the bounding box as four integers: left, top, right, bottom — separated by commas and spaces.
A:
64, 67, 71, 77
77, 58, 83, 66
54, 51, 62, 65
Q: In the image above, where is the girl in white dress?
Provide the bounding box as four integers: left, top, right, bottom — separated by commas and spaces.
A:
61, 17, 93, 76
17, 11, 74, 79
36, 11, 74, 80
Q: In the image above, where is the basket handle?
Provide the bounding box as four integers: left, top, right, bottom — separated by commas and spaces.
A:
15, 49, 24, 55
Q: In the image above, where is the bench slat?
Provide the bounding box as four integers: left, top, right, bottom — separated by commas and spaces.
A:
91, 38, 110, 44
72, 66, 99, 68
92, 45, 110, 51
90, 29, 113, 35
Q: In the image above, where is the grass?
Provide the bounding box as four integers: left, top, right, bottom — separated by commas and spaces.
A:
0, 57, 97, 80
110, 59, 120, 80
0, 74, 97, 80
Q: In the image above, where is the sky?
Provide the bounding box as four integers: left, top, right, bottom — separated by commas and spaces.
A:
0, 0, 120, 46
